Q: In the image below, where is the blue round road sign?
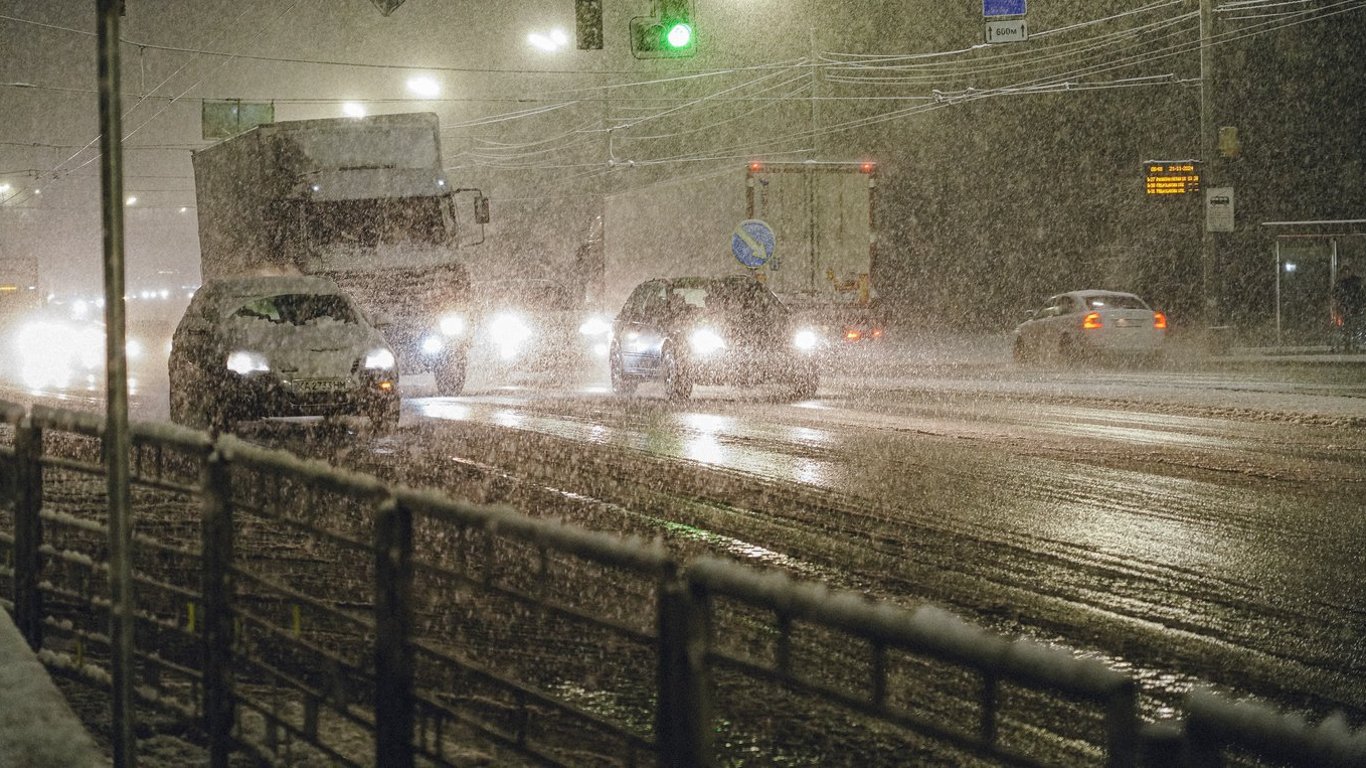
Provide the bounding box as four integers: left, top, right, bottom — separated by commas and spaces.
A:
732, 219, 775, 269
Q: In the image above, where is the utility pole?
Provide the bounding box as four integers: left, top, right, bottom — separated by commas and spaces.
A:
96, 0, 136, 765
1198, 0, 1217, 331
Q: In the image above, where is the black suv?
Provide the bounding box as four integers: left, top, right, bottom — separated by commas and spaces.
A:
609, 276, 820, 400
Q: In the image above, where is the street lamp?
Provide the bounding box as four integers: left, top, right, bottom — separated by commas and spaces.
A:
406, 75, 440, 98
528, 28, 569, 52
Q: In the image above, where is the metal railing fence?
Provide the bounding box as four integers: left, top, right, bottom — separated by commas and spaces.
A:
2, 399, 1364, 767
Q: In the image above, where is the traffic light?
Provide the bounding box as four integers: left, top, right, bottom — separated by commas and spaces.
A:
630, 0, 696, 59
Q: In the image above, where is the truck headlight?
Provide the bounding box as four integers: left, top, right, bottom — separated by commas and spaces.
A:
689, 327, 726, 356
793, 329, 820, 351
488, 312, 533, 360
439, 313, 465, 336
226, 350, 270, 375
364, 348, 396, 370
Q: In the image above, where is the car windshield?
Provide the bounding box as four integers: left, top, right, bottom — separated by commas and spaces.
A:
230, 293, 358, 326
1084, 294, 1149, 311
669, 281, 783, 316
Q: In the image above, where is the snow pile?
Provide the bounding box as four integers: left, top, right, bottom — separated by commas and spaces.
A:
0, 607, 106, 768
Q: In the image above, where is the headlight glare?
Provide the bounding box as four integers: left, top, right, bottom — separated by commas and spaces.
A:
439, 313, 465, 336
364, 348, 396, 370
689, 327, 726, 356
578, 315, 611, 336
226, 350, 269, 375
793, 329, 820, 351
488, 312, 533, 360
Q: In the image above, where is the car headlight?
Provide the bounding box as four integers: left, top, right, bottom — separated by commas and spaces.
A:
578, 315, 611, 336
126, 338, 145, 361
793, 329, 819, 351
689, 327, 726, 356
421, 335, 445, 355
364, 347, 396, 370
439, 313, 465, 336
226, 350, 270, 375
488, 312, 533, 360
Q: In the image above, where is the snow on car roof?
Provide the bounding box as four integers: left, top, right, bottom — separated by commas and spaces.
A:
1065, 289, 1143, 299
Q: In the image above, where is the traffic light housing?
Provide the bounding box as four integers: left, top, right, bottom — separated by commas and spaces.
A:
630, 0, 696, 58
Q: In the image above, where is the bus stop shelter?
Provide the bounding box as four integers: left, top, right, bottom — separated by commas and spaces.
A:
1262, 219, 1366, 346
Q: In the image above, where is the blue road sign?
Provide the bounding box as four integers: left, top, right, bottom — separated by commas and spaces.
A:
984, 0, 1026, 17
731, 219, 775, 269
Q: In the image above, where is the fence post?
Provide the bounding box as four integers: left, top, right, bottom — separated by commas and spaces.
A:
201, 447, 234, 768
374, 496, 414, 768
1106, 679, 1141, 768
13, 417, 44, 651
657, 572, 712, 768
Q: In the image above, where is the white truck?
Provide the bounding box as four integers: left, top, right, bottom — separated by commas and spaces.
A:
191, 112, 488, 394
744, 161, 883, 344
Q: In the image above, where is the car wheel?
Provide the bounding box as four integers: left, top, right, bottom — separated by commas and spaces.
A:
368, 398, 401, 432
662, 343, 692, 400
433, 351, 466, 396
786, 363, 818, 400
1057, 334, 1078, 363
609, 343, 637, 395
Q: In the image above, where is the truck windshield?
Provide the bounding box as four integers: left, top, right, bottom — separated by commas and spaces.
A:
303, 196, 449, 247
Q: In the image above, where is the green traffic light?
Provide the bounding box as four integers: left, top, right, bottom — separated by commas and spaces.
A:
664, 21, 692, 49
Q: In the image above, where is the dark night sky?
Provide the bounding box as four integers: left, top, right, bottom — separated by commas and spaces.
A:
1, 0, 1362, 331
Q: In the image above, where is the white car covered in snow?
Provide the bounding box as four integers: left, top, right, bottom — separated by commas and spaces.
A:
168, 275, 400, 432
1013, 290, 1168, 363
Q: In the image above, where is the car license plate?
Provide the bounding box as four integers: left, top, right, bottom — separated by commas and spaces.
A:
293, 378, 346, 394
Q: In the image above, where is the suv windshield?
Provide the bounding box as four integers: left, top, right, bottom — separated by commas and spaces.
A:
231, 293, 358, 326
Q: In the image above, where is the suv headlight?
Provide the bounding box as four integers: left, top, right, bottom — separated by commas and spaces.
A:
689, 327, 726, 356
226, 350, 269, 375
578, 315, 611, 336
793, 329, 820, 351
364, 348, 396, 370
439, 313, 465, 336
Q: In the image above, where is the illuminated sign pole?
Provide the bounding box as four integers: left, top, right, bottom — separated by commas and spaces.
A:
1199, 0, 1219, 328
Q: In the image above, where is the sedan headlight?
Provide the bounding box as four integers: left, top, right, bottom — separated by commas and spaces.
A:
793, 328, 820, 351
226, 350, 270, 375
439, 313, 465, 336
364, 347, 396, 370
689, 327, 726, 356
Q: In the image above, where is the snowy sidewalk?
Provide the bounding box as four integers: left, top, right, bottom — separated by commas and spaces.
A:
0, 607, 106, 768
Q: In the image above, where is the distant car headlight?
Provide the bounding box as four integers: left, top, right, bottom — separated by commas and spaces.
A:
689, 327, 726, 356
488, 312, 533, 360
226, 350, 270, 375
793, 329, 820, 351
364, 347, 396, 370
439, 313, 465, 336
126, 338, 145, 361
578, 315, 612, 336
421, 335, 445, 355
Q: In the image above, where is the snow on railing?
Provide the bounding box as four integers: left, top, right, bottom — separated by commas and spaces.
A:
2, 400, 1363, 768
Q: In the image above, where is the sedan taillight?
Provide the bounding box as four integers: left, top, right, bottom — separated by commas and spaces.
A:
1154, 311, 1168, 330
1082, 311, 1103, 330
